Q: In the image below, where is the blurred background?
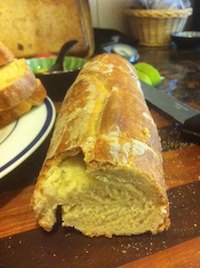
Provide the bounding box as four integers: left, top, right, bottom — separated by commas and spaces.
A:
89, 0, 200, 33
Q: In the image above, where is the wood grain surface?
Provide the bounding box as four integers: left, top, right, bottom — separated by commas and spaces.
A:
0, 43, 200, 267
119, 237, 200, 268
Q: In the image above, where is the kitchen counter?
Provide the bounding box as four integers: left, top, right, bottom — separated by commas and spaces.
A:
138, 46, 200, 111
0, 33, 200, 267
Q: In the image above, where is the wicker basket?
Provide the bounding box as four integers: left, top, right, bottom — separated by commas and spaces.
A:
126, 8, 193, 46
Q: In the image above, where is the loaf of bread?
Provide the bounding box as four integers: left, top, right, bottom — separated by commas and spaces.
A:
0, 0, 94, 58
31, 53, 170, 237
0, 45, 47, 127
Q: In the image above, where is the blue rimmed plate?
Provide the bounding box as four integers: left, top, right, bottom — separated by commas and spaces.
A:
0, 97, 56, 179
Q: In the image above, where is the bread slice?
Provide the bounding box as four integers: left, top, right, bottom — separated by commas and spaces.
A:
32, 54, 170, 237
0, 58, 40, 112
0, 79, 47, 127
0, 42, 47, 127
0, 41, 14, 66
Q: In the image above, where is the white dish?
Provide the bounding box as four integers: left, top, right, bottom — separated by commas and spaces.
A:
0, 97, 56, 179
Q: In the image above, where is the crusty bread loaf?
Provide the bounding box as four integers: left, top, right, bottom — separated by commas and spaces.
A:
0, 41, 14, 66
0, 79, 47, 127
0, 0, 94, 58
31, 53, 170, 237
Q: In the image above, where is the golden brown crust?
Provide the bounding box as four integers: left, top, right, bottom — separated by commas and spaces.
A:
0, 41, 14, 66
44, 54, 165, 187
0, 79, 46, 127
48, 55, 161, 155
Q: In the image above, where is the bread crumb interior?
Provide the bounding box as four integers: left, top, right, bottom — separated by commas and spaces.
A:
35, 153, 168, 236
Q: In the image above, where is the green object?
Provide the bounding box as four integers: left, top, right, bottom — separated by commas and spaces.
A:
135, 69, 153, 86
134, 62, 163, 86
27, 56, 86, 74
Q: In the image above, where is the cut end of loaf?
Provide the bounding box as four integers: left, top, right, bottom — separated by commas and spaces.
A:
32, 152, 170, 237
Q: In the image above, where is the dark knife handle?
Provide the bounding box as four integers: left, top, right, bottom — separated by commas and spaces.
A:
183, 113, 200, 140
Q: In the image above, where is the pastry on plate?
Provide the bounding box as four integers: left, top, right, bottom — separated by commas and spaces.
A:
0, 44, 46, 127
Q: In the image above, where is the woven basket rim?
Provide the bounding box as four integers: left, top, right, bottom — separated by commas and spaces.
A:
126, 7, 193, 18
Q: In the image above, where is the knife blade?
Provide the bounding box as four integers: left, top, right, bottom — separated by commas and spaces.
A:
140, 81, 200, 138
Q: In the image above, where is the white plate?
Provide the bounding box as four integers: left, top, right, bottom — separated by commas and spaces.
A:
0, 97, 56, 179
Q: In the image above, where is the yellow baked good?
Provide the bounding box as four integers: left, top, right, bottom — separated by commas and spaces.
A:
31, 53, 170, 237
0, 58, 43, 110
0, 79, 47, 127
0, 43, 47, 127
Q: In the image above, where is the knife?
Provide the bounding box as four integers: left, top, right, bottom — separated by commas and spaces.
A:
140, 81, 200, 139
